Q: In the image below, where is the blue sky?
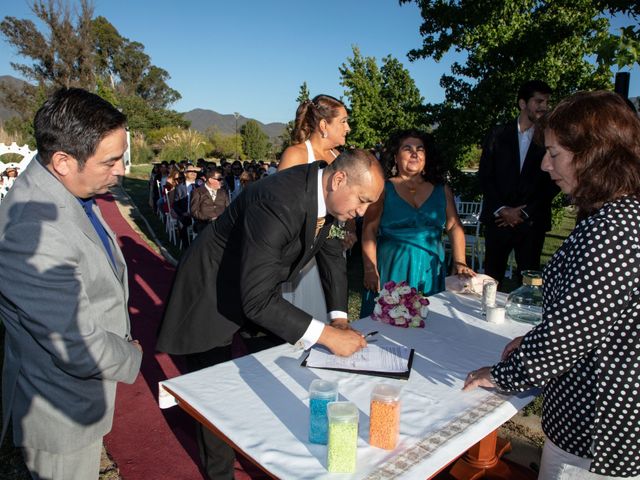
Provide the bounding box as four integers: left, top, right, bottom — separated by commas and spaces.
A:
1, 1, 638, 124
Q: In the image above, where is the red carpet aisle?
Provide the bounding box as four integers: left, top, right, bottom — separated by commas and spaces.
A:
97, 194, 260, 480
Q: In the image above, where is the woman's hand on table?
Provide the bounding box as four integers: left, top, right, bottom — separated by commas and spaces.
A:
463, 366, 495, 391
501, 336, 524, 361
453, 261, 476, 277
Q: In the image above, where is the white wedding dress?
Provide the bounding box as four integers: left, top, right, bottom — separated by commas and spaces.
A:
281, 140, 329, 321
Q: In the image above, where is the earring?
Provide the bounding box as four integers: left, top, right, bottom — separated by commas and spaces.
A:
322, 131, 328, 138
391, 164, 398, 176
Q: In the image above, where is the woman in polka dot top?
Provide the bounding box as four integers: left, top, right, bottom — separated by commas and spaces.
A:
464, 91, 640, 479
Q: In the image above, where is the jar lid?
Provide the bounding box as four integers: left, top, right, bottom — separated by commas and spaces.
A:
327, 401, 359, 421
371, 383, 401, 402
522, 270, 543, 286
309, 379, 338, 399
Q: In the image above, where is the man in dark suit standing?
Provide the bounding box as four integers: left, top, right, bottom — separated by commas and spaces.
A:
479, 80, 559, 284
190, 168, 229, 233
157, 149, 384, 479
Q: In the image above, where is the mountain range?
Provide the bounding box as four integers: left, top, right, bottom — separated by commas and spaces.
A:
182, 108, 286, 139
0, 75, 287, 138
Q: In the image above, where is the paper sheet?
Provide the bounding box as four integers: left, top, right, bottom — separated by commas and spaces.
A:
305, 344, 411, 373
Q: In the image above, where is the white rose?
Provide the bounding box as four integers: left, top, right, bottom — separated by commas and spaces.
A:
383, 294, 398, 305
373, 302, 382, 316
397, 285, 412, 295
390, 290, 401, 303
389, 305, 409, 319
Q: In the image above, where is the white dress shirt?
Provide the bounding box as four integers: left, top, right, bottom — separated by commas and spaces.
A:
298, 169, 348, 349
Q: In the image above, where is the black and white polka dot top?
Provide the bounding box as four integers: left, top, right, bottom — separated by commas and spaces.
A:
492, 196, 640, 477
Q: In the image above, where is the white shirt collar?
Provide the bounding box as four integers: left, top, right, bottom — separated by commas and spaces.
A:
317, 168, 326, 218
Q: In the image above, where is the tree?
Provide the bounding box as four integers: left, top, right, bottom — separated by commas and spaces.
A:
206, 128, 243, 159
0, 1, 184, 138
241, 120, 269, 160
1, 0, 96, 90
401, 0, 640, 172
296, 81, 310, 103
92, 16, 181, 109
339, 46, 383, 148
339, 46, 426, 148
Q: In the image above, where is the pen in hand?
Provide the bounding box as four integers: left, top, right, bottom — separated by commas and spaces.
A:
363, 331, 379, 339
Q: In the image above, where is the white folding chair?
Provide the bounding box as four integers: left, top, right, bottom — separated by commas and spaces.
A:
165, 212, 178, 245
155, 180, 164, 220
455, 198, 484, 272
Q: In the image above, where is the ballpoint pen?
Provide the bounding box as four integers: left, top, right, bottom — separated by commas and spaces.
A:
363, 331, 379, 339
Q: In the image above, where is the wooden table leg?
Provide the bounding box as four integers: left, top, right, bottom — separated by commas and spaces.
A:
435, 430, 537, 480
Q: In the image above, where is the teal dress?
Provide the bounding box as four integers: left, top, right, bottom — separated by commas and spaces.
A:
360, 181, 447, 317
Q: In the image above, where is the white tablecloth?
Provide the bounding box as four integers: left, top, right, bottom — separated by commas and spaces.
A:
160, 291, 536, 479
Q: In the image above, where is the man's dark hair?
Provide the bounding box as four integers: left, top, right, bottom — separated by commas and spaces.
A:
205, 167, 223, 180
517, 80, 552, 104
34, 87, 127, 168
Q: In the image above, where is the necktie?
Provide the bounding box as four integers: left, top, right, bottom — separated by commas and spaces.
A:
79, 199, 116, 267
315, 217, 326, 237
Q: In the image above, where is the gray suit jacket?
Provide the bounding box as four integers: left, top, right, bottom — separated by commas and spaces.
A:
0, 157, 142, 453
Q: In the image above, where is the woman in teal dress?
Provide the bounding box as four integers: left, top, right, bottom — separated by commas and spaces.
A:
360, 129, 474, 317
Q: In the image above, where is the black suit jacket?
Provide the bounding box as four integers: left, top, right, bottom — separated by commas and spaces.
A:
156, 162, 347, 355
225, 175, 240, 193
478, 119, 559, 231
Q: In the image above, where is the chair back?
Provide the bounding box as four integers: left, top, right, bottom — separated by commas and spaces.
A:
452, 197, 485, 271
456, 198, 483, 236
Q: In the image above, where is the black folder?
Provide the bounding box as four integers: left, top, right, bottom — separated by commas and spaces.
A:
301, 348, 415, 380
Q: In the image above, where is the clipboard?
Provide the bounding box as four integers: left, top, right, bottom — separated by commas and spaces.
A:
301, 348, 415, 380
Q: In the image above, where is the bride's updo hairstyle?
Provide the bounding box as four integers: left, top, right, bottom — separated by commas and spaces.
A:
292, 94, 346, 144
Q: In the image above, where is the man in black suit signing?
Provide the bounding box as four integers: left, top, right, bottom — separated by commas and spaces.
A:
157, 149, 384, 479
479, 80, 559, 284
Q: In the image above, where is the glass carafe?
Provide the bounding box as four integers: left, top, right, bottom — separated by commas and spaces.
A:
505, 270, 543, 324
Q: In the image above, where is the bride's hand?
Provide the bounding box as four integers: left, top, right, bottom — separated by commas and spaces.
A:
363, 268, 380, 292
341, 231, 357, 250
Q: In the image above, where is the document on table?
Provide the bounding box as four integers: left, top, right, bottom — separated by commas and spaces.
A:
303, 344, 414, 377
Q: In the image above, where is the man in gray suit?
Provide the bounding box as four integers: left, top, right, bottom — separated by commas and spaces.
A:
0, 88, 142, 479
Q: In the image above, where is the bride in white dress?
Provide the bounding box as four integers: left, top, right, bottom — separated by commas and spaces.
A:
278, 94, 356, 321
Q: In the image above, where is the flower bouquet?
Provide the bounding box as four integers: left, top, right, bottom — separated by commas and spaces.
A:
371, 281, 430, 328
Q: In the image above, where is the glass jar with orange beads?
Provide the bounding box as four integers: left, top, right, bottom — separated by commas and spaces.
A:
369, 383, 401, 450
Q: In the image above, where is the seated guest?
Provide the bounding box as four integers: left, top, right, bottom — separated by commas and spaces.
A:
225, 160, 244, 201
464, 91, 640, 479
160, 169, 182, 214
360, 129, 474, 317
239, 170, 255, 190
190, 168, 229, 233
4, 166, 19, 188
152, 161, 169, 209
172, 164, 200, 246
